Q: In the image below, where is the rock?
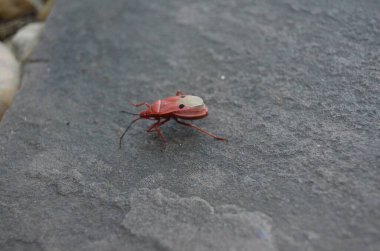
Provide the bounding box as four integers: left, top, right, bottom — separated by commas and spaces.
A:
27, 0, 44, 9
123, 188, 277, 251
0, 1, 379, 251
11, 22, 44, 61
0, 0, 35, 21
33, 0, 54, 21
0, 15, 35, 40
0, 41, 19, 119
0, 0, 52, 40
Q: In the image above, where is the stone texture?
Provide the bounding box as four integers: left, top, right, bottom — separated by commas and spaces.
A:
0, 0, 379, 251
123, 188, 277, 251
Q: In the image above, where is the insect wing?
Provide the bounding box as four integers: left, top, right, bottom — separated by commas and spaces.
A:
154, 95, 208, 119
173, 95, 208, 119
155, 96, 183, 114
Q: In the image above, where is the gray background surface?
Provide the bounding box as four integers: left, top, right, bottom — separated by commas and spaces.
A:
1, 0, 379, 250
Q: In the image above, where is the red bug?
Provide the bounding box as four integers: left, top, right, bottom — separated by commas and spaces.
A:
119, 91, 226, 147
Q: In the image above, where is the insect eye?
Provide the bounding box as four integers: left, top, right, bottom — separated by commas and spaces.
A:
179, 104, 185, 109
180, 95, 186, 98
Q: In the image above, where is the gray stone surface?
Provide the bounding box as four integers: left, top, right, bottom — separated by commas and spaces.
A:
0, 0, 379, 250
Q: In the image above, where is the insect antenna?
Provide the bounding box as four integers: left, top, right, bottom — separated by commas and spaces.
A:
120, 110, 139, 115
119, 117, 143, 148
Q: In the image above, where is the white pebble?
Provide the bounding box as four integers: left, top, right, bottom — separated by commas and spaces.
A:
0, 42, 20, 119
11, 22, 44, 62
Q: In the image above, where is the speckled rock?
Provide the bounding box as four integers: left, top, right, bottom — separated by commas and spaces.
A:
0, 0, 35, 21
0, 1, 379, 251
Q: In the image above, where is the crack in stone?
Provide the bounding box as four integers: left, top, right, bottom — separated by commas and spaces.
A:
123, 188, 278, 251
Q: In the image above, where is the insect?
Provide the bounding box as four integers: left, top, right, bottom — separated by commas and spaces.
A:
119, 91, 226, 147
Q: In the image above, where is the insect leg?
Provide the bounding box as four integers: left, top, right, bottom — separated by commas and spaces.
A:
119, 117, 143, 148
147, 119, 161, 132
129, 102, 151, 108
147, 118, 170, 144
173, 118, 227, 141
155, 126, 168, 144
